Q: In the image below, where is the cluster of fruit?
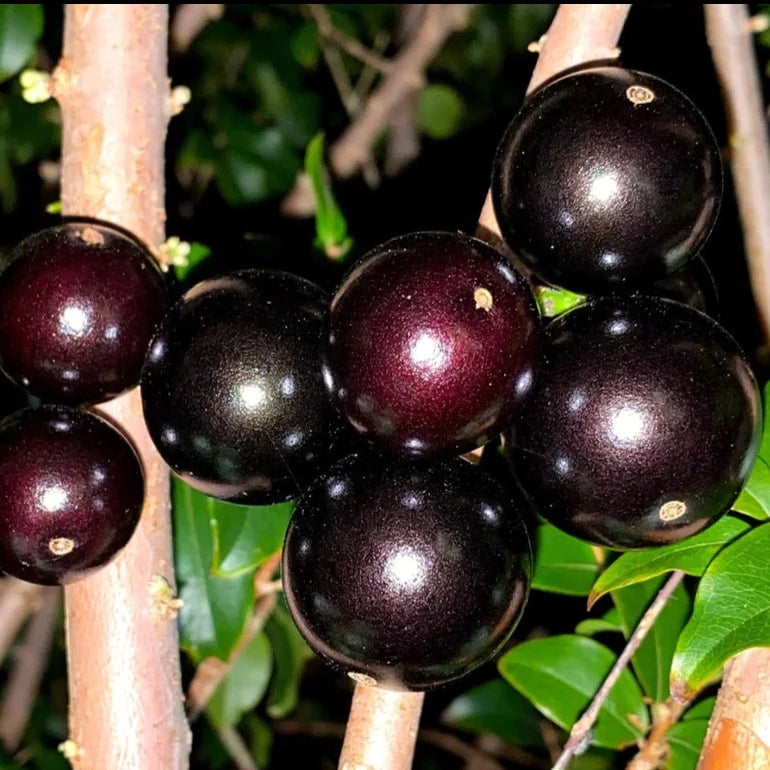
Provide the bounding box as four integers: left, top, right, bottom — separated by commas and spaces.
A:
0, 65, 760, 695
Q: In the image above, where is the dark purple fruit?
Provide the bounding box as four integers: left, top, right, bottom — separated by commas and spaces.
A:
283, 453, 531, 691
510, 296, 760, 550
492, 66, 722, 295
0, 405, 144, 585
0, 222, 168, 404
647, 254, 719, 316
141, 270, 340, 504
324, 232, 540, 457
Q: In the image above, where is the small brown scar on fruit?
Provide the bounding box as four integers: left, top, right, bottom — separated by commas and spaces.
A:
149, 574, 184, 619
659, 500, 687, 522
58, 739, 83, 760
49, 537, 74, 556
348, 671, 377, 687
77, 226, 105, 246
474, 287, 493, 311
626, 85, 655, 105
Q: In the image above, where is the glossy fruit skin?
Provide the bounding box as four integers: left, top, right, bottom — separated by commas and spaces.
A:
492, 66, 722, 295
141, 270, 341, 504
324, 231, 540, 458
283, 452, 531, 691
0, 405, 144, 585
647, 254, 719, 317
0, 222, 168, 404
509, 296, 761, 550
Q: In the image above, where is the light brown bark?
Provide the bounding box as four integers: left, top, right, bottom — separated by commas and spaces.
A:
55, 5, 189, 769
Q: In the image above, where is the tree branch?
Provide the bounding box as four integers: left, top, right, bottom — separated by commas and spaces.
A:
0, 588, 61, 752
171, 4, 223, 54
55, 6, 189, 768
477, 3, 630, 241
625, 696, 692, 770
704, 4, 770, 343
552, 571, 685, 770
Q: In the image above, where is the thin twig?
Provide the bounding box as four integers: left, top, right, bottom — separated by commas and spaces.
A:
551, 571, 685, 770
705, 4, 770, 343
186, 551, 281, 720
217, 725, 258, 770
625, 696, 692, 770
171, 4, 223, 53
0, 588, 61, 752
308, 4, 392, 74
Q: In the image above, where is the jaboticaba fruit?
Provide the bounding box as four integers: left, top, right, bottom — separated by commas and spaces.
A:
141, 270, 341, 504
509, 296, 760, 550
0, 405, 144, 585
492, 66, 722, 295
323, 231, 540, 458
0, 221, 168, 404
282, 452, 531, 691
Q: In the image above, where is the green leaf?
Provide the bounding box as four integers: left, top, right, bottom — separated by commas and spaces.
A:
533, 522, 600, 595
536, 285, 587, 318
305, 133, 352, 260
441, 679, 544, 747
0, 5, 43, 82
418, 84, 466, 140
174, 242, 211, 282
575, 607, 623, 637
211, 499, 293, 577
672, 523, 770, 698
173, 479, 255, 662
207, 633, 273, 729
684, 696, 715, 721
499, 635, 649, 749
589, 515, 752, 604
732, 382, 770, 519
665, 719, 709, 770
265, 603, 313, 718
612, 578, 691, 702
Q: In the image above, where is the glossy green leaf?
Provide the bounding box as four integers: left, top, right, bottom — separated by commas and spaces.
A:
442, 679, 543, 747
536, 285, 586, 318
672, 523, 770, 698
575, 607, 623, 637
207, 633, 273, 728
532, 522, 600, 596
683, 696, 715, 721
265, 603, 313, 718
665, 719, 709, 770
499, 635, 649, 749
0, 5, 43, 82
612, 578, 691, 702
174, 242, 211, 282
418, 84, 466, 139
174, 479, 255, 662
305, 133, 352, 260
211, 499, 293, 577
589, 515, 752, 604
732, 383, 770, 519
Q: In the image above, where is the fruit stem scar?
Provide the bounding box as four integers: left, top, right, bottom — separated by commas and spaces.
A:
626, 85, 655, 105
49, 537, 74, 556
474, 287, 493, 311
659, 500, 687, 522
348, 671, 378, 687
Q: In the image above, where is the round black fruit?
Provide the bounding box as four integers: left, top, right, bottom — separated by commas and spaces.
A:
510, 296, 760, 549
0, 405, 144, 585
141, 270, 340, 504
324, 231, 540, 458
0, 221, 168, 404
283, 453, 531, 691
492, 66, 722, 295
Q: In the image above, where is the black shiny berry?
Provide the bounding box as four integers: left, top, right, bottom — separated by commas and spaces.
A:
141, 270, 341, 504
0, 222, 168, 404
492, 66, 722, 295
324, 232, 540, 458
283, 453, 531, 692
0, 406, 144, 585
509, 296, 761, 550
647, 254, 719, 316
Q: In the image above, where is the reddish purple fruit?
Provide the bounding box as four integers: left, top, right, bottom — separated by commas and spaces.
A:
510, 296, 761, 549
324, 232, 540, 457
0, 222, 168, 404
283, 453, 531, 691
0, 406, 144, 585
492, 66, 722, 294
